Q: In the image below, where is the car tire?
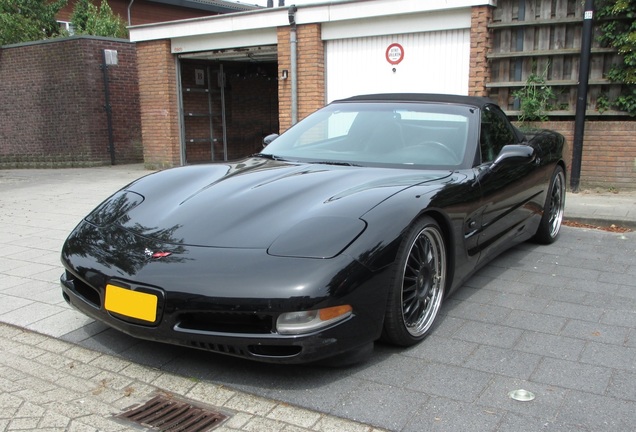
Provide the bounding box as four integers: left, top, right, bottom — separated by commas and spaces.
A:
533, 165, 565, 244
382, 216, 446, 346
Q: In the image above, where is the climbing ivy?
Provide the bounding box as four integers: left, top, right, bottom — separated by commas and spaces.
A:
513, 62, 556, 123
596, 0, 636, 116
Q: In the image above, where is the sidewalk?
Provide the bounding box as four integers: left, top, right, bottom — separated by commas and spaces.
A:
0, 322, 383, 432
565, 188, 636, 229
1, 165, 635, 432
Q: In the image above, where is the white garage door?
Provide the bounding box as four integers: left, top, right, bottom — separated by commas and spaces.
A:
326, 29, 470, 102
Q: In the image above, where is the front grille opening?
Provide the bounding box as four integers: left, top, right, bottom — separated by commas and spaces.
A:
178, 311, 274, 334
68, 273, 101, 307
116, 394, 227, 432
189, 341, 250, 357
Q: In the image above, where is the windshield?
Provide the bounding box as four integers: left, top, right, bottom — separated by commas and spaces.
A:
261, 102, 477, 169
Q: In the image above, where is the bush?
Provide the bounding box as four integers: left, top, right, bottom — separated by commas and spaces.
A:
71, 0, 127, 39
0, 0, 66, 45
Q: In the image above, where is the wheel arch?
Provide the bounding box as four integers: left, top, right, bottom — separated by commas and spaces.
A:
557, 160, 567, 180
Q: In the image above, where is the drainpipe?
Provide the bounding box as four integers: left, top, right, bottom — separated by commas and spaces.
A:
101, 50, 116, 165
571, 0, 594, 193
288, 5, 298, 125
127, 0, 135, 26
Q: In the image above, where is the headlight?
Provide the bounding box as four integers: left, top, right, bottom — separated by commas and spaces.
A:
277, 305, 353, 335
268, 216, 366, 258
85, 190, 144, 227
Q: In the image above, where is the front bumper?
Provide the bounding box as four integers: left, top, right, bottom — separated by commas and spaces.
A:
60, 226, 389, 363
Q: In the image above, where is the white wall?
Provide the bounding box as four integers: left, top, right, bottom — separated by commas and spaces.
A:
326, 29, 470, 102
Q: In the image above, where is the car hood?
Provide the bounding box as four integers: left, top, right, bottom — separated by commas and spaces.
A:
108, 158, 451, 248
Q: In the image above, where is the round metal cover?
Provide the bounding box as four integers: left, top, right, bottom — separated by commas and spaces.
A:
508, 389, 535, 402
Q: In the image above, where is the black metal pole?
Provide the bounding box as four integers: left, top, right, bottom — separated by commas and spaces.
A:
101, 50, 116, 165
571, 0, 594, 192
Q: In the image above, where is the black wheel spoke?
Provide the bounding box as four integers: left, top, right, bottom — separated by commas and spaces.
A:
402, 284, 418, 301
405, 261, 419, 276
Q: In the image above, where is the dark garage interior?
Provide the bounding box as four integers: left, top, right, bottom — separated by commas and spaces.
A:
179, 58, 279, 164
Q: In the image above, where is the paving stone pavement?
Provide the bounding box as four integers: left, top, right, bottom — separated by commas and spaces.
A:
0, 322, 384, 432
1, 165, 635, 432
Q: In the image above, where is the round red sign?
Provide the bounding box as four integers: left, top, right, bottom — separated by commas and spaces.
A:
386, 43, 404, 65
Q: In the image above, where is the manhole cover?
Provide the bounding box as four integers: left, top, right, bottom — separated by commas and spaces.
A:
116, 394, 228, 431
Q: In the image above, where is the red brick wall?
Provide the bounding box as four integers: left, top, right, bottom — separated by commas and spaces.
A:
532, 120, 636, 190
277, 26, 291, 132
469, 5, 493, 97
0, 37, 141, 167
277, 24, 325, 133
136, 39, 181, 168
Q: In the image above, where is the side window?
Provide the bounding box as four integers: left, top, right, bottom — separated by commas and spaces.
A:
479, 105, 517, 163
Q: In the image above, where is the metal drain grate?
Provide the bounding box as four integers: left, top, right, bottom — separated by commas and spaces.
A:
116, 394, 228, 432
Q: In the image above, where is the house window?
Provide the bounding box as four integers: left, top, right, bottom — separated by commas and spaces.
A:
58, 21, 75, 35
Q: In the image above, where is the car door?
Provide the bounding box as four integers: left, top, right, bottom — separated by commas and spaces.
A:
475, 104, 540, 259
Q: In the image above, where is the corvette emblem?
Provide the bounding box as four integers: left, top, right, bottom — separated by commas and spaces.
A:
144, 248, 172, 259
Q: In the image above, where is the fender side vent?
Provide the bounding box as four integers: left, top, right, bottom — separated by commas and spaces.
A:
116, 394, 228, 431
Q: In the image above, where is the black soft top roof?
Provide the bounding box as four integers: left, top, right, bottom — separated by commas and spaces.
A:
335, 93, 496, 109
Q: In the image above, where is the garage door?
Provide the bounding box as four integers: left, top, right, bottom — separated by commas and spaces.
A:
326, 29, 470, 102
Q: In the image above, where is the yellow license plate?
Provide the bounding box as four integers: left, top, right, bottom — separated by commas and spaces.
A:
104, 284, 157, 322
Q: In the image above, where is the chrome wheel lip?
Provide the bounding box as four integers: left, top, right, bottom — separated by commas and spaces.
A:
400, 226, 446, 337
548, 170, 566, 238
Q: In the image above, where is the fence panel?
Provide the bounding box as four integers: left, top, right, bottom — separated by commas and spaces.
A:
488, 0, 624, 116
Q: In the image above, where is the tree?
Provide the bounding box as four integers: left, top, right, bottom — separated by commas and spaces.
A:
70, 0, 127, 39
596, 0, 636, 115
0, 0, 67, 45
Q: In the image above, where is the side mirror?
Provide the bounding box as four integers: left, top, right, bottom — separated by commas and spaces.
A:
474, 144, 536, 187
263, 133, 279, 148
490, 144, 535, 172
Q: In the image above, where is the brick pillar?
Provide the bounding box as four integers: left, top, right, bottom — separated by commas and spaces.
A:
469, 5, 493, 97
277, 24, 325, 133
277, 27, 291, 133
136, 40, 181, 168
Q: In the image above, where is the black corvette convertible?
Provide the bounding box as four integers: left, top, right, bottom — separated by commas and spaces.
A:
61, 94, 566, 364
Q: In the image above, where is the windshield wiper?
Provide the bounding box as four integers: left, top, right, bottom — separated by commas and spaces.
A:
253, 153, 288, 161
309, 160, 361, 167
